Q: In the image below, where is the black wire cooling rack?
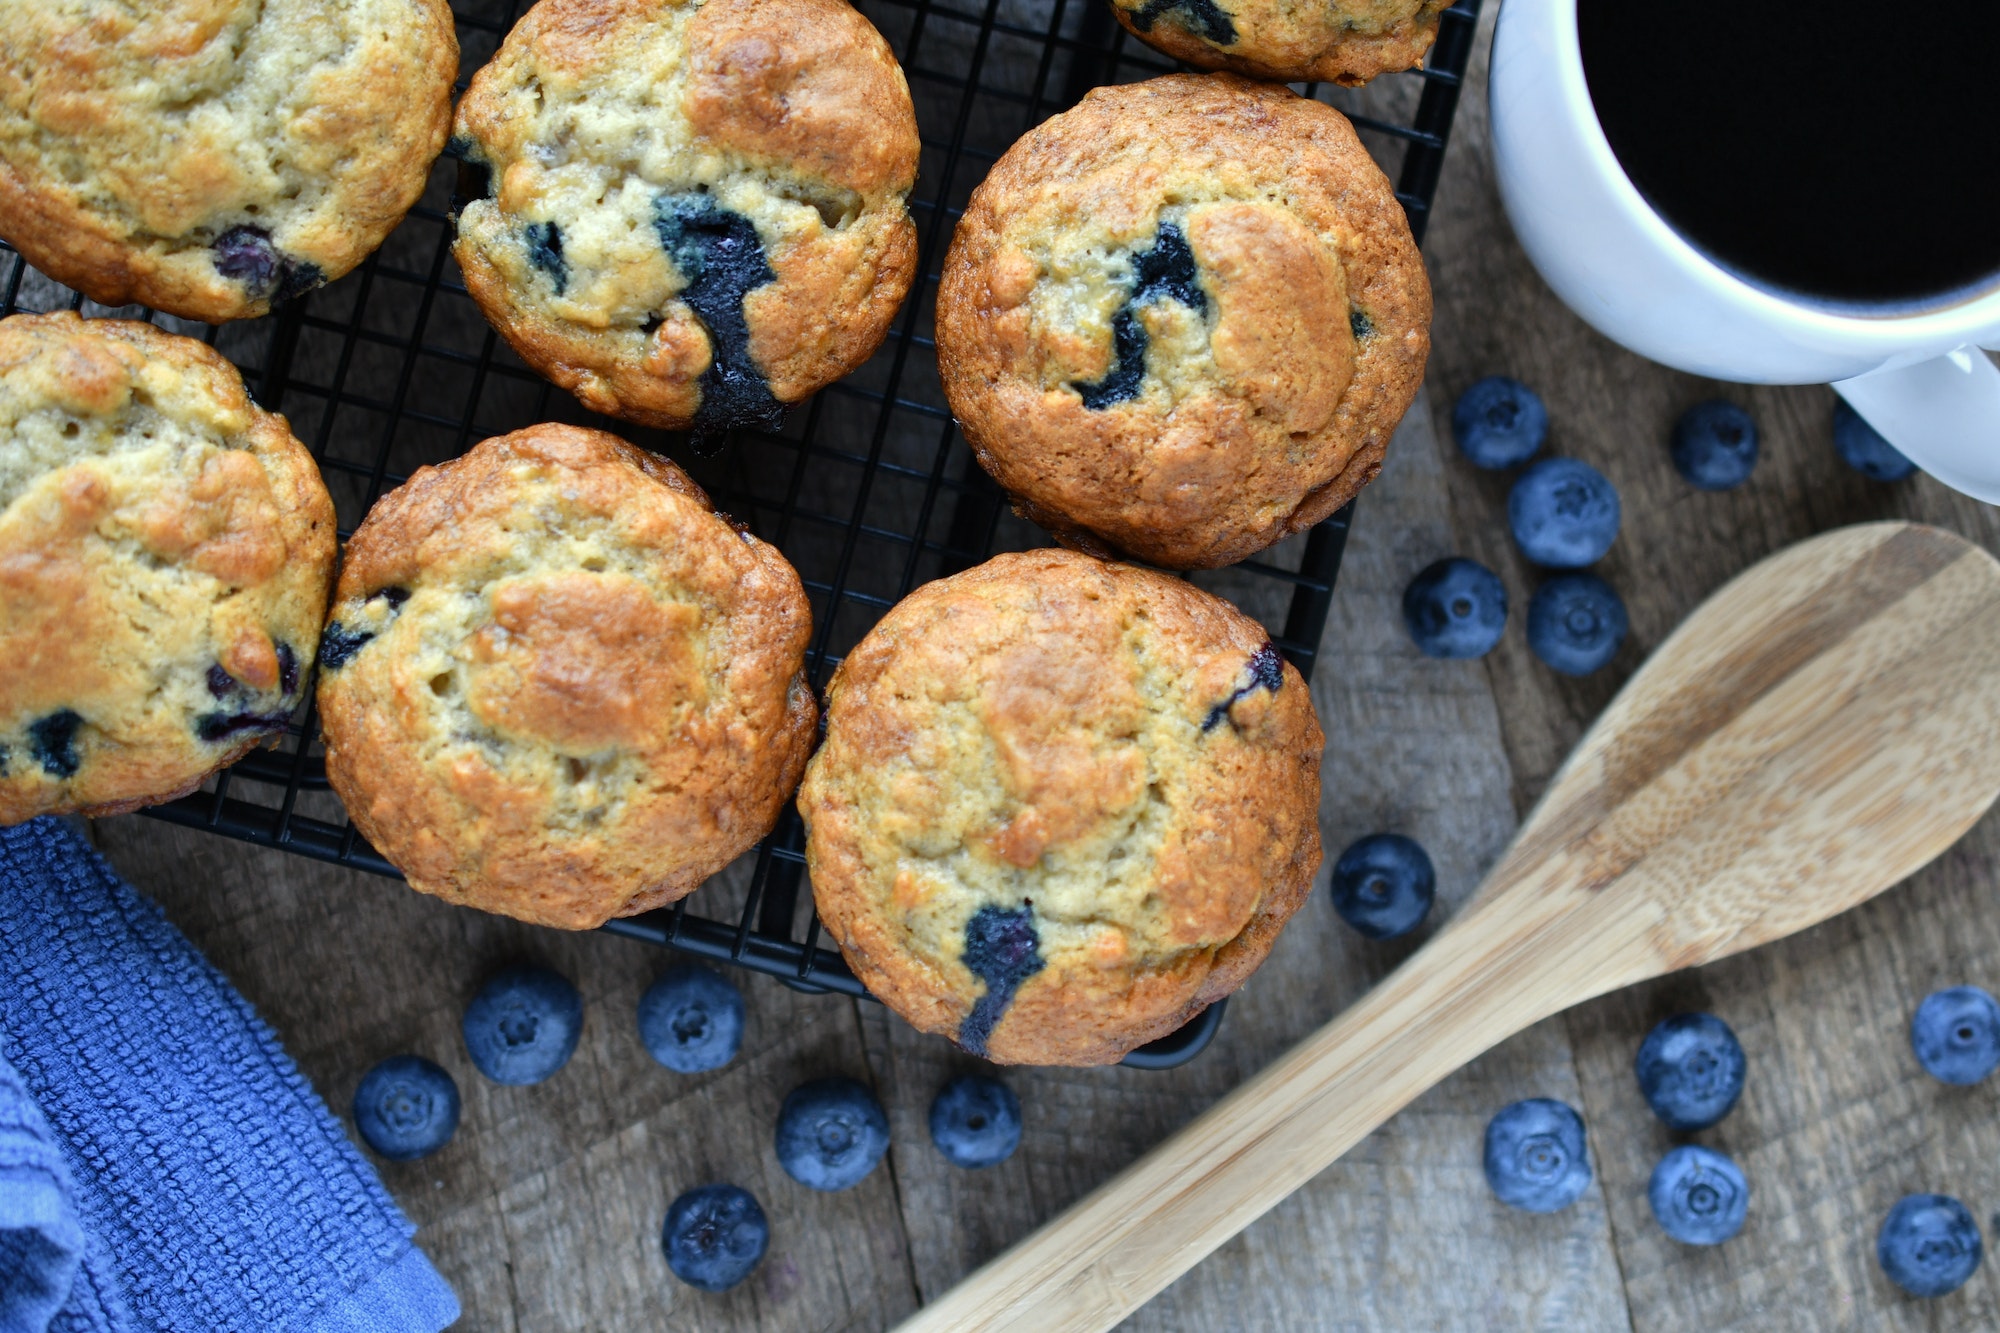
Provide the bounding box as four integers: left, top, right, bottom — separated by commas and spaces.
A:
3, 0, 1481, 1069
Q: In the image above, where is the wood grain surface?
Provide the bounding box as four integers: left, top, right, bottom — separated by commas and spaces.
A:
74, 4, 2000, 1330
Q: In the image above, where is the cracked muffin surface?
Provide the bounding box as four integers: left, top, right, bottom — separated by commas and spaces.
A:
451, 0, 920, 440
936, 74, 1430, 570
316, 424, 817, 931
1111, 0, 1448, 86
798, 549, 1324, 1066
0, 312, 335, 823
0, 0, 457, 322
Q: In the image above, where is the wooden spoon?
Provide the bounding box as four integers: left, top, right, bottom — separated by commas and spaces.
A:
899, 521, 2000, 1333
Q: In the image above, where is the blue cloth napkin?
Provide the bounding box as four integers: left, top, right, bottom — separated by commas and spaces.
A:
0, 817, 460, 1333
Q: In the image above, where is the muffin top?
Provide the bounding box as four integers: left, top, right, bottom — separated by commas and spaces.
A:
0, 312, 335, 823
0, 0, 457, 322
799, 549, 1325, 1066
937, 75, 1430, 570
316, 424, 818, 930
1110, 0, 1448, 86
452, 0, 920, 437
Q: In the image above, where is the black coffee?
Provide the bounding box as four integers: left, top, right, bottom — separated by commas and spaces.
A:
1579, 0, 2000, 307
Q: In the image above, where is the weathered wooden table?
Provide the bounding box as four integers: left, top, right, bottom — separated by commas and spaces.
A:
84, 8, 2000, 1328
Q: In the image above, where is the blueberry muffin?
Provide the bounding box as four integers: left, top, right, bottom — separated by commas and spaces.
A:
0, 313, 335, 823
452, 0, 920, 440
0, 0, 457, 323
797, 549, 1324, 1066
316, 424, 817, 930
936, 75, 1430, 570
1110, 0, 1449, 87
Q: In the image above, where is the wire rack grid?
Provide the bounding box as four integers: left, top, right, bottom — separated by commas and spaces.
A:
1, 0, 1482, 1068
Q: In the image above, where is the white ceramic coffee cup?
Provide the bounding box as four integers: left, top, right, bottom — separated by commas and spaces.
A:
1488, 0, 2000, 502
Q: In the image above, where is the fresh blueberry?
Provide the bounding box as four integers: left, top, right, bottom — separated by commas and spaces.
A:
1527, 574, 1628, 677
774, 1077, 889, 1191
1452, 376, 1549, 469
461, 963, 583, 1086
1482, 1098, 1592, 1213
1403, 558, 1507, 660
1833, 401, 1918, 482
1648, 1144, 1749, 1246
1508, 458, 1621, 567
1878, 1194, 1983, 1298
352, 1055, 460, 1161
1909, 986, 2000, 1086
1329, 833, 1435, 940
1634, 1012, 1746, 1131
662, 1184, 769, 1292
928, 1074, 1022, 1169
637, 965, 744, 1074
1671, 400, 1760, 490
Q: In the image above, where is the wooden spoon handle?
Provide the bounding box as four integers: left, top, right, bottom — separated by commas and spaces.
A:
897, 888, 1652, 1333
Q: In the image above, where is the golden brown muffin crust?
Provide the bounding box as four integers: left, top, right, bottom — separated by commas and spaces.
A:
0, 312, 335, 822
798, 549, 1324, 1066
1110, 0, 1448, 87
0, 0, 457, 322
451, 0, 920, 432
936, 75, 1431, 570
316, 424, 818, 930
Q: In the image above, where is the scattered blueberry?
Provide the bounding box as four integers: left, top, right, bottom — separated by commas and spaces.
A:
928, 1074, 1023, 1169
1878, 1194, 1983, 1298
1527, 574, 1628, 677
352, 1055, 460, 1161
1072, 223, 1208, 410
1671, 400, 1760, 490
1329, 833, 1435, 940
774, 1077, 890, 1191
461, 963, 583, 1086
1483, 1098, 1592, 1213
637, 965, 744, 1074
1833, 400, 1918, 482
1909, 986, 2000, 1086
1634, 1012, 1747, 1131
193, 709, 292, 743
662, 1184, 769, 1292
1648, 1145, 1749, 1246
206, 664, 237, 698
1403, 558, 1507, 659
1452, 376, 1549, 469
1508, 458, 1621, 567
1349, 308, 1374, 341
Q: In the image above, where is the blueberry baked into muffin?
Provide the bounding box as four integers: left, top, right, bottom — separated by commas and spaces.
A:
316, 424, 818, 931
0, 0, 457, 322
451, 0, 921, 441
936, 75, 1430, 570
797, 549, 1324, 1066
0, 313, 335, 823
1110, 0, 1449, 87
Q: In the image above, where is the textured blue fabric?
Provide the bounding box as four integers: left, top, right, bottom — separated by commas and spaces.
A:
0, 818, 460, 1333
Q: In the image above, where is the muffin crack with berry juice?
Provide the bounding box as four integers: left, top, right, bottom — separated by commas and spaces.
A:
799, 549, 1324, 1066
451, 0, 920, 441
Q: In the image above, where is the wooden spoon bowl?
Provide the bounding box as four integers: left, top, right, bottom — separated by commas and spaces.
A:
901, 521, 2000, 1333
